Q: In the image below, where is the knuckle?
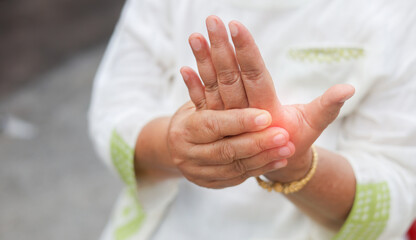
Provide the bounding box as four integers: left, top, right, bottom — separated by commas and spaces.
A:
203, 115, 221, 137
238, 174, 249, 183
236, 111, 248, 132
219, 142, 237, 162
233, 159, 247, 175
196, 53, 209, 63
217, 70, 240, 86
210, 39, 228, 49
253, 137, 267, 152
241, 69, 263, 82
204, 82, 219, 93
194, 98, 207, 109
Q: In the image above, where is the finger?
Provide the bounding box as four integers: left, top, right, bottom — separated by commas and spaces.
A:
185, 173, 247, 189
181, 67, 206, 110
206, 15, 248, 109
245, 159, 288, 178
200, 160, 288, 189
304, 84, 355, 132
183, 144, 292, 181
240, 142, 294, 171
228, 20, 282, 114
186, 108, 273, 143
189, 33, 224, 110
203, 177, 247, 189
190, 127, 289, 165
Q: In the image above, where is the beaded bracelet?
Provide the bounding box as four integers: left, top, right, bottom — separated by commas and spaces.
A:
256, 145, 318, 194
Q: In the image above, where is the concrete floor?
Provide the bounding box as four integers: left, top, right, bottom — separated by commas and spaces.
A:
0, 46, 122, 239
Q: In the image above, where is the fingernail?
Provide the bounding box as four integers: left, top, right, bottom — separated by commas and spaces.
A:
278, 147, 291, 157
255, 114, 270, 126
206, 17, 217, 31
229, 22, 238, 37
273, 134, 286, 145
273, 160, 287, 169
190, 38, 201, 51
181, 71, 189, 81
339, 94, 352, 103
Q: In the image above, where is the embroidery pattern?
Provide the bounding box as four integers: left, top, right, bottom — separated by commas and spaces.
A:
289, 48, 364, 63
110, 130, 145, 240
333, 182, 390, 240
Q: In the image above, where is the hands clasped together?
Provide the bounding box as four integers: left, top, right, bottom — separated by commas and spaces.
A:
167, 16, 355, 189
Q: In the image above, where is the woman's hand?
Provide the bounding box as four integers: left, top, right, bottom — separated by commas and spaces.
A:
181, 16, 355, 183
167, 101, 294, 188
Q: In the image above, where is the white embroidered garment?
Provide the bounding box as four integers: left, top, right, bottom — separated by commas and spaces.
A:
88, 0, 416, 239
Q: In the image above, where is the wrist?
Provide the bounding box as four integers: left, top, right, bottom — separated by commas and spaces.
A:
135, 117, 181, 179
264, 147, 313, 183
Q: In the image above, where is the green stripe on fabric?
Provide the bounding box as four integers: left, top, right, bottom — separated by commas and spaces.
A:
110, 130, 146, 240
110, 130, 136, 186
333, 182, 390, 240
289, 48, 364, 63
115, 215, 144, 240
114, 187, 146, 240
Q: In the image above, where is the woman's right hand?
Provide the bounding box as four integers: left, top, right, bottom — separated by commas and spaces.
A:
167, 101, 294, 189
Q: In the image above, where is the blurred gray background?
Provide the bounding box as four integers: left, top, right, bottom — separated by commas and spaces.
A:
0, 0, 125, 239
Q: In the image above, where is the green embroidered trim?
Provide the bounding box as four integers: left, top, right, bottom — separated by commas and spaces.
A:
110, 130, 146, 240
289, 48, 364, 63
115, 215, 143, 240
333, 182, 390, 240
110, 130, 136, 186
114, 187, 146, 240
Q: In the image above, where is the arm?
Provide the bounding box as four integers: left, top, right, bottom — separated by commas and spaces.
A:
88, 1, 294, 237
183, 16, 356, 230
90, 0, 292, 191
183, 16, 416, 238
146, 124, 355, 230
284, 147, 355, 230
134, 117, 179, 180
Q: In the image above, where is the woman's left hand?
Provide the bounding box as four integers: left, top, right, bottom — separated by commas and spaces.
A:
181, 16, 355, 182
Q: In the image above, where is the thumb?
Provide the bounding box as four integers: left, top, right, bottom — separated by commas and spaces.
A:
304, 84, 355, 132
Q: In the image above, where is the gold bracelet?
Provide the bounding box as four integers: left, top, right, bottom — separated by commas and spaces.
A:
256, 145, 318, 194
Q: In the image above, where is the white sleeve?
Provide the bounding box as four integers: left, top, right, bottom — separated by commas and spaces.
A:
89, 0, 175, 167
88, 0, 179, 239
331, 27, 416, 240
